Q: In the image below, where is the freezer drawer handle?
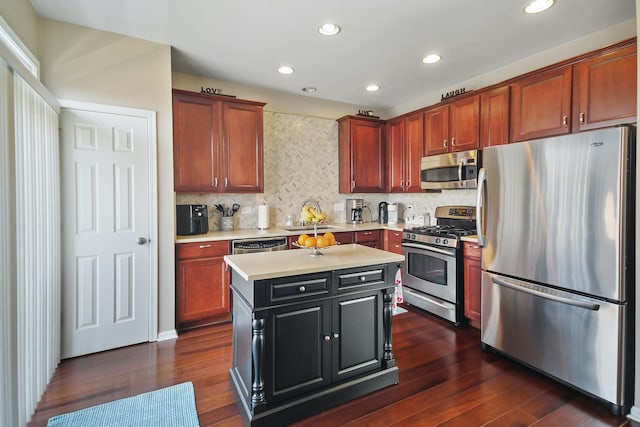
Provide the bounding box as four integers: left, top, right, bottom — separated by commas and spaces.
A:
492, 277, 600, 311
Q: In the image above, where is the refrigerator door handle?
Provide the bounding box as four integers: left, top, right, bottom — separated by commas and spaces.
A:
492, 277, 600, 311
476, 168, 487, 247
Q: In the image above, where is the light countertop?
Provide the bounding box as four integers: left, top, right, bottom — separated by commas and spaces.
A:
461, 235, 479, 243
176, 222, 406, 244
224, 243, 405, 281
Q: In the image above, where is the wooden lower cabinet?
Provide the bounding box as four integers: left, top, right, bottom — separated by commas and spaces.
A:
384, 229, 403, 254
230, 264, 398, 426
354, 229, 381, 248
175, 240, 231, 330
463, 242, 482, 329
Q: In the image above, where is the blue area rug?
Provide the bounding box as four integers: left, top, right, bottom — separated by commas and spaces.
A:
47, 382, 199, 427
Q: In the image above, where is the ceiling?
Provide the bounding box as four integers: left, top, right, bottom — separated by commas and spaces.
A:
30, 0, 635, 110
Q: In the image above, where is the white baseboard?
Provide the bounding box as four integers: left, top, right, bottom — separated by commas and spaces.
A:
628, 406, 640, 422
156, 329, 178, 342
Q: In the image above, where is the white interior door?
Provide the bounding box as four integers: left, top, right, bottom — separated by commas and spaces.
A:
60, 102, 157, 358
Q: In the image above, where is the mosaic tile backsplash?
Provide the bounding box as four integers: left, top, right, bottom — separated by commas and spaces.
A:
176, 111, 476, 231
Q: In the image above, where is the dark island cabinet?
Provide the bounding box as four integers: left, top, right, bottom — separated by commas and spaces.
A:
229, 263, 399, 427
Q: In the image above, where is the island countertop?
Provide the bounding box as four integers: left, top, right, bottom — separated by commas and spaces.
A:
224, 243, 404, 281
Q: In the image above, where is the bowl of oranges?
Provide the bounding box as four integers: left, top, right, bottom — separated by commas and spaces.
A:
293, 230, 339, 256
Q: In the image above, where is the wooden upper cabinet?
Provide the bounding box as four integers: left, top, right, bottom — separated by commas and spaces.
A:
573, 44, 637, 132
424, 104, 449, 155
221, 101, 264, 192
172, 89, 265, 193
480, 86, 510, 149
386, 112, 423, 193
449, 95, 480, 151
338, 116, 385, 193
511, 66, 573, 142
424, 95, 479, 156
173, 92, 220, 192
385, 118, 405, 193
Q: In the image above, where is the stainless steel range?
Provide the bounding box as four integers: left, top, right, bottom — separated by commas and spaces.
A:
401, 205, 476, 325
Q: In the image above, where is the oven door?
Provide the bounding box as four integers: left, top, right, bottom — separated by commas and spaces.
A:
401, 242, 457, 303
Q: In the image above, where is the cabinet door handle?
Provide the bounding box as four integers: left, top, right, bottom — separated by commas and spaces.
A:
214, 177, 218, 188
451, 137, 455, 146
562, 115, 568, 127
223, 261, 228, 272
443, 139, 448, 149
224, 177, 228, 188
351, 180, 355, 190
299, 285, 306, 293
333, 333, 340, 339
324, 335, 331, 342
579, 112, 585, 123
199, 244, 212, 249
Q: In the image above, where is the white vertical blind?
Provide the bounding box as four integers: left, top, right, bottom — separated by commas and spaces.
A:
0, 56, 17, 427
13, 74, 60, 426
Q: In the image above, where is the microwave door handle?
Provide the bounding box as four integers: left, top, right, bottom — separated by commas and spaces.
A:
476, 168, 486, 247
491, 277, 600, 311
458, 160, 463, 183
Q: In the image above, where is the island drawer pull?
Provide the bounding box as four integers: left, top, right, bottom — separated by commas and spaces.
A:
299, 286, 306, 292
360, 276, 367, 282
333, 333, 339, 339
199, 244, 212, 249
324, 335, 331, 342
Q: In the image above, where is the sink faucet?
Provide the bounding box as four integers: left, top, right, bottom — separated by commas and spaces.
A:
300, 199, 322, 225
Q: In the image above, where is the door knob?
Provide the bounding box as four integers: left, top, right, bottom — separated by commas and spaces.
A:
137, 237, 148, 245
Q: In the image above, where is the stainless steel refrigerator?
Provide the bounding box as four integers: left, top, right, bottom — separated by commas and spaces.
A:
476, 126, 635, 415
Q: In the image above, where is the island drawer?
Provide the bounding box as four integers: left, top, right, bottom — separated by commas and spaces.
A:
266, 273, 331, 305
176, 241, 230, 260
335, 265, 385, 291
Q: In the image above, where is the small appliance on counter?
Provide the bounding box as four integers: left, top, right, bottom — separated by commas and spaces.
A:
176, 204, 209, 235
378, 202, 388, 224
387, 203, 398, 224
346, 198, 364, 224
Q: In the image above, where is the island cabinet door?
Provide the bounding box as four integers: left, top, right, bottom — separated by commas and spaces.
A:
331, 289, 383, 383
264, 299, 332, 404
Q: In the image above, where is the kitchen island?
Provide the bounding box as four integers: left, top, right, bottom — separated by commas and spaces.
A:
224, 244, 404, 427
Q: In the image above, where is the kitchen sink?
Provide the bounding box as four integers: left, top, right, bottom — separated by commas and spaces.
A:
280, 224, 337, 232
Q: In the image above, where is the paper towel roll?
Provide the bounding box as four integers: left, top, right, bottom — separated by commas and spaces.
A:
257, 205, 270, 229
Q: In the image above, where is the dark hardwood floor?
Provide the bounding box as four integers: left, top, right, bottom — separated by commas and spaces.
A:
29, 306, 635, 426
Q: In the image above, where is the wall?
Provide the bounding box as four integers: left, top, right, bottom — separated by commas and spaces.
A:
0, 0, 39, 56
37, 18, 177, 335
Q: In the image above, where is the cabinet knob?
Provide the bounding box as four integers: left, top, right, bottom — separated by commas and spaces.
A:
579, 112, 585, 124
333, 333, 340, 339
299, 285, 306, 292
451, 137, 455, 146
360, 276, 367, 282
443, 139, 448, 149
562, 115, 568, 127
324, 335, 331, 342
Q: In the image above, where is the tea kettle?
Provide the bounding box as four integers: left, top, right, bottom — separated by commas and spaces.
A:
378, 202, 388, 224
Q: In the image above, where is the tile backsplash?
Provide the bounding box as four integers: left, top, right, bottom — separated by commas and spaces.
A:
176, 111, 476, 231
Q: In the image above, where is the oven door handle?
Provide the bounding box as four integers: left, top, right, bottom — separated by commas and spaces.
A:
402, 242, 456, 257
492, 277, 600, 311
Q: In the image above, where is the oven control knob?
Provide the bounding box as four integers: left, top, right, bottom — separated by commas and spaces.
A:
435, 238, 441, 244
443, 239, 448, 245
411, 234, 416, 240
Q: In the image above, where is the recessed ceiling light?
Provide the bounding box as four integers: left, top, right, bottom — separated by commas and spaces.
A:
278, 66, 294, 74
524, 0, 555, 14
422, 54, 441, 64
366, 84, 380, 92
302, 87, 317, 93
318, 23, 341, 36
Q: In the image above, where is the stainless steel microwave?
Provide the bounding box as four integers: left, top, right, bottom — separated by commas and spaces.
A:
420, 150, 478, 190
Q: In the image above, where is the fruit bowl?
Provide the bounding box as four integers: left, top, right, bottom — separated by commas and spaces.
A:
293, 226, 339, 256
292, 241, 340, 257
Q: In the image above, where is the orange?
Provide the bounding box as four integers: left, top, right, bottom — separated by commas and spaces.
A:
298, 234, 309, 245
304, 236, 317, 247
324, 232, 336, 245
316, 236, 329, 248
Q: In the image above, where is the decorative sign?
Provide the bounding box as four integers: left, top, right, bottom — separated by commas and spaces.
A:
356, 109, 379, 118
200, 86, 236, 98
441, 87, 469, 101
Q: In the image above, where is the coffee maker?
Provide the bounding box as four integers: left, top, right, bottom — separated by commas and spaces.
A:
346, 199, 364, 224
176, 204, 209, 235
